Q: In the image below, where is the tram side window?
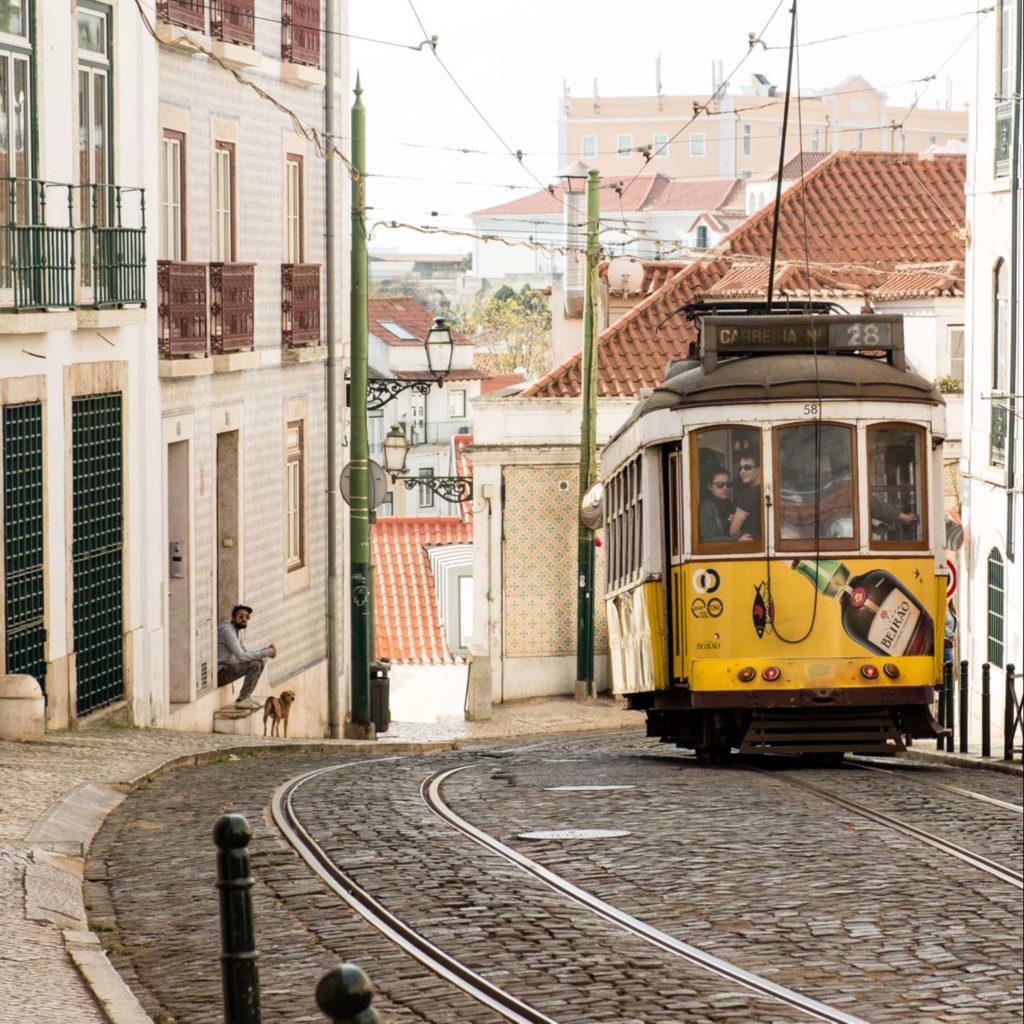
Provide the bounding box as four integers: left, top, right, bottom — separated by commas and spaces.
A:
691, 426, 763, 550
867, 426, 925, 545
606, 456, 643, 590
667, 450, 681, 559
775, 423, 856, 546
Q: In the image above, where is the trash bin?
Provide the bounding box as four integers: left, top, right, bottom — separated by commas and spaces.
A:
370, 659, 390, 734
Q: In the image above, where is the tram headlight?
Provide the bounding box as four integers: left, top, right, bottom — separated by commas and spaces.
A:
883, 663, 900, 679
860, 664, 880, 680
761, 666, 782, 682
738, 666, 757, 682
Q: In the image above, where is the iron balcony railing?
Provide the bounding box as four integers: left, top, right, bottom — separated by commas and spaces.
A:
281, 0, 320, 67
158, 260, 209, 357
211, 0, 255, 46
210, 262, 255, 353
281, 263, 321, 347
157, 0, 205, 30
79, 184, 146, 308
0, 179, 146, 313
411, 420, 472, 447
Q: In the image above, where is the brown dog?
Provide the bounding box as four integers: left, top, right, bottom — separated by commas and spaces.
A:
262, 690, 296, 738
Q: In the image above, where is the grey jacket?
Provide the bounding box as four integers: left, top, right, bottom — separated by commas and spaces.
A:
217, 621, 273, 667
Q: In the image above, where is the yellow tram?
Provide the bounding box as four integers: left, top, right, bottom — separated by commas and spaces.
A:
598, 305, 947, 760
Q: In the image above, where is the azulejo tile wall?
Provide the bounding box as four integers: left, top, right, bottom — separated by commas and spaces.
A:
503, 464, 607, 658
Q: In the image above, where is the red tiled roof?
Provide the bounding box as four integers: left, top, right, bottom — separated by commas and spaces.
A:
368, 297, 473, 346
394, 368, 490, 381
747, 151, 829, 183
701, 262, 861, 298
472, 174, 744, 218
524, 151, 966, 399
372, 517, 472, 665
870, 261, 964, 300
480, 371, 528, 393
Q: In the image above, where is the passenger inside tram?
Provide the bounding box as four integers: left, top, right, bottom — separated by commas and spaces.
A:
776, 424, 855, 541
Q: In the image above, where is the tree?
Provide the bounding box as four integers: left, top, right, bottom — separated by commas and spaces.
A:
449, 285, 552, 378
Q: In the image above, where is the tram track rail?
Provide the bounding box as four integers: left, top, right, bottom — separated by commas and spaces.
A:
845, 758, 1024, 814
755, 768, 1024, 889
272, 760, 559, 1024
423, 763, 872, 1024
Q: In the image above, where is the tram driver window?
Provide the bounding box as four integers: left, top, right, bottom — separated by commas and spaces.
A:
775, 423, 856, 546
691, 426, 762, 550
867, 425, 925, 545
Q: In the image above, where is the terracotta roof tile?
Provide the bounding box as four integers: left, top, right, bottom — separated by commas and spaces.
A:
368, 297, 473, 347
372, 516, 471, 665
480, 371, 528, 393
870, 261, 964, 300
524, 151, 966, 399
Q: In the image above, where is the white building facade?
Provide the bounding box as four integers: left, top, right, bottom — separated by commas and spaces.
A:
961, 0, 1022, 751
0, 1, 162, 730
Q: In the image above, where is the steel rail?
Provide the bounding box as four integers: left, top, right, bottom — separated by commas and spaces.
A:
757, 770, 1024, 888
845, 759, 1024, 815
271, 761, 558, 1024
423, 765, 872, 1024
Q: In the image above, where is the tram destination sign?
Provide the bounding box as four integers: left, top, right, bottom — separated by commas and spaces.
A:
701, 314, 904, 371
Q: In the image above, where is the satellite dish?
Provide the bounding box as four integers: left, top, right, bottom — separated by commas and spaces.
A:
580, 481, 604, 530
606, 256, 644, 296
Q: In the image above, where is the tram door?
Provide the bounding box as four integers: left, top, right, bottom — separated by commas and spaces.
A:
664, 446, 685, 682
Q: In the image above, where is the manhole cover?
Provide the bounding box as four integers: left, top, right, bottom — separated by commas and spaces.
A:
545, 785, 636, 792
517, 829, 631, 840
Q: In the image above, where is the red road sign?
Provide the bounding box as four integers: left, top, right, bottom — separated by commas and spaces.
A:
946, 559, 957, 598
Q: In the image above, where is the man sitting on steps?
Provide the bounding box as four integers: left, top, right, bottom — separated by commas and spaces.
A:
217, 604, 277, 710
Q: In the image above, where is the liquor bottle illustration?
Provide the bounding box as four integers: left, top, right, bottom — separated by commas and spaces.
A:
790, 559, 934, 657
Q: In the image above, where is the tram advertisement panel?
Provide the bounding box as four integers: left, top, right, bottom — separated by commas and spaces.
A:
682, 557, 940, 674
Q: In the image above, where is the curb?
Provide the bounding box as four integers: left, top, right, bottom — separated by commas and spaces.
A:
898, 748, 1024, 776
27, 737, 463, 1024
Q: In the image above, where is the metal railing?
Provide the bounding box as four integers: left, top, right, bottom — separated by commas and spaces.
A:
157, 0, 205, 30
937, 660, 1022, 762
211, 0, 255, 46
210, 262, 255, 353
158, 260, 209, 357
79, 184, 146, 307
411, 420, 472, 447
281, 0, 320, 66
282, 262, 321, 347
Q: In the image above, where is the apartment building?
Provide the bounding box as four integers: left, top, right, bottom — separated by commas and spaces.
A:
153, 0, 348, 736
0, 1, 161, 731
559, 74, 967, 181
961, 0, 1021, 747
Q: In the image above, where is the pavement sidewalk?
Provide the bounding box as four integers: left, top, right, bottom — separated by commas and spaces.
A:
0, 695, 637, 1024
1, 695, 1018, 1024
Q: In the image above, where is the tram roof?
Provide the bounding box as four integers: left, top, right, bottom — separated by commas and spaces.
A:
615, 352, 941, 434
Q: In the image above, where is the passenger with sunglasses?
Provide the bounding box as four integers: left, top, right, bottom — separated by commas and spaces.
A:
699, 471, 752, 542
730, 453, 762, 540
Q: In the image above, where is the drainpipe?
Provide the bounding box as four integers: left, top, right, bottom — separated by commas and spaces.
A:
1005, 7, 1021, 562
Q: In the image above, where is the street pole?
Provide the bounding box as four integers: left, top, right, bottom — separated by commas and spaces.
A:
324, 0, 340, 738
346, 75, 373, 739
575, 167, 600, 699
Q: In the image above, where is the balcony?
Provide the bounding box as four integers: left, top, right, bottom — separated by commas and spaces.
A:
158, 260, 208, 357
210, 262, 255, 353
281, 263, 321, 347
281, 0, 320, 67
411, 420, 472, 447
211, 0, 255, 47
156, 0, 205, 30
0, 179, 145, 315
79, 184, 146, 308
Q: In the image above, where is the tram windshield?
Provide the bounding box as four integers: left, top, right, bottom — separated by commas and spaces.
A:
867, 425, 925, 545
775, 423, 856, 547
691, 426, 763, 551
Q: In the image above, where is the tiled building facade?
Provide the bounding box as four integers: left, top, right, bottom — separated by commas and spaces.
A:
154, 0, 349, 736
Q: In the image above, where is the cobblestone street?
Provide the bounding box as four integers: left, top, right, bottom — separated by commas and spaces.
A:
86, 733, 1023, 1023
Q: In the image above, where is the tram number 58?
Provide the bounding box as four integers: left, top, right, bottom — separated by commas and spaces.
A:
802, 403, 819, 416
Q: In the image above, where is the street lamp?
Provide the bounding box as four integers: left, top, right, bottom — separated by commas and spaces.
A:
557, 160, 601, 699
381, 424, 473, 504
365, 316, 455, 410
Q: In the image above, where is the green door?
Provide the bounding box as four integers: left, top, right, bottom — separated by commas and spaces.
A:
3, 402, 46, 692
72, 393, 124, 715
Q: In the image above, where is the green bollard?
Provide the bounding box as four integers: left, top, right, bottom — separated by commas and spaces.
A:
316, 963, 381, 1023
214, 813, 261, 1024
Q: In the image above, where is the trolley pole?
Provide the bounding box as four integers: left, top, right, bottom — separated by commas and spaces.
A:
346, 76, 374, 740
575, 168, 600, 699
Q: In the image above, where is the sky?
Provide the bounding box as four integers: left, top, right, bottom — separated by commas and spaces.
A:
347, 1, 983, 255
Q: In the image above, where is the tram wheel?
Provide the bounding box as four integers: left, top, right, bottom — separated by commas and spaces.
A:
696, 742, 732, 765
